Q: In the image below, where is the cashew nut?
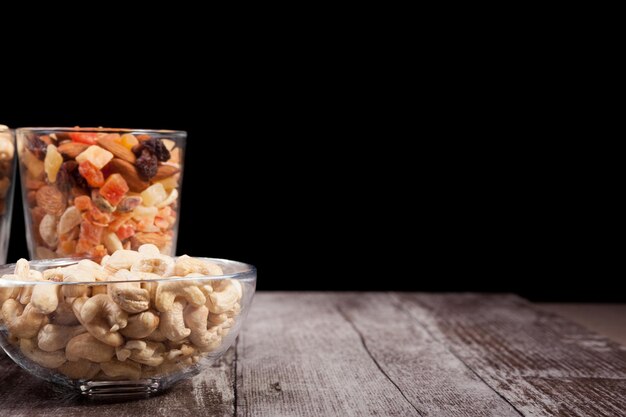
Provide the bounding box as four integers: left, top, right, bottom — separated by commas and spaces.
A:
165, 343, 195, 361
138, 244, 160, 257
146, 326, 167, 342
107, 269, 150, 313
65, 333, 115, 362
51, 301, 79, 325
174, 255, 223, 277
184, 305, 220, 350
30, 283, 61, 314
20, 338, 67, 368
2, 299, 48, 338
155, 280, 206, 312
102, 249, 142, 271
80, 294, 128, 332
0, 276, 21, 305
57, 359, 100, 379
120, 310, 160, 339
37, 324, 86, 352
72, 297, 125, 347
100, 359, 141, 380
206, 280, 241, 314
160, 300, 191, 341
118, 340, 165, 366
131, 255, 174, 277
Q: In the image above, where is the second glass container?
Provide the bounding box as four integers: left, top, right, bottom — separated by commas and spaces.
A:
16, 127, 185, 260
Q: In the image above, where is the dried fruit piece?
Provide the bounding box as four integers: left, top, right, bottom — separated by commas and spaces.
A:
75, 145, 114, 169
36, 185, 67, 216
55, 162, 74, 193
116, 223, 136, 240
74, 195, 93, 212
155, 175, 179, 192
22, 149, 45, 179
107, 158, 150, 192
120, 134, 139, 150
57, 238, 77, 256
44, 145, 63, 183
69, 132, 97, 145
132, 205, 158, 222
156, 189, 178, 208
78, 161, 105, 187
162, 139, 176, 151
96, 136, 136, 164
26, 136, 48, 160
92, 194, 116, 213
135, 149, 158, 180
25, 178, 45, 190
117, 196, 142, 213
108, 212, 134, 232
76, 221, 104, 254
31, 207, 46, 245
141, 183, 167, 207
135, 138, 170, 162
26, 190, 37, 207
169, 148, 181, 164
131, 232, 170, 250
88, 244, 107, 260
86, 205, 112, 226
58, 206, 82, 235
58, 142, 89, 159
99, 174, 129, 206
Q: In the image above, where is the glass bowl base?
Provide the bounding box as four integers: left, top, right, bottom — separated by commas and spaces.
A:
78, 379, 162, 399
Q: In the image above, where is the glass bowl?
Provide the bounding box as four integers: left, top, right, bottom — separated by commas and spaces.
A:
0, 257, 255, 399
0, 125, 17, 264
15, 127, 186, 261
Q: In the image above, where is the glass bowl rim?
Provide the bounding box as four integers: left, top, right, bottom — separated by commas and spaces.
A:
0, 257, 256, 286
15, 127, 186, 136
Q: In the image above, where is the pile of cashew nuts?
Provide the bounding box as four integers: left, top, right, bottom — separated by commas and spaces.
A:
0, 245, 242, 381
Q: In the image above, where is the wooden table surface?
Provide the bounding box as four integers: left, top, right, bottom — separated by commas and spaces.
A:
1, 292, 625, 417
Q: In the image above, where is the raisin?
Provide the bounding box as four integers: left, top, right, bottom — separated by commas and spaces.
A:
134, 138, 170, 162
56, 164, 73, 194
26, 135, 49, 160
135, 148, 158, 180
72, 166, 89, 190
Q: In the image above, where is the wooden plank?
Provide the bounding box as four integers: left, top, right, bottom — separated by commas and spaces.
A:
396, 293, 626, 417
335, 292, 520, 416
0, 345, 236, 417
236, 293, 423, 417
538, 303, 626, 345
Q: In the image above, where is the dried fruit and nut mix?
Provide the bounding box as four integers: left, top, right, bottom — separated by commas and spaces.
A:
0, 126, 14, 215
0, 246, 243, 380
0, 125, 16, 264
17, 129, 184, 260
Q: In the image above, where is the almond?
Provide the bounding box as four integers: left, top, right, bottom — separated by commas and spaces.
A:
152, 164, 181, 181
58, 142, 89, 159
107, 158, 150, 192
36, 185, 67, 216
96, 136, 136, 164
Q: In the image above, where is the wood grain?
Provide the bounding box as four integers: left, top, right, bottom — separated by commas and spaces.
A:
335, 293, 519, 416
236, 293, 421, 417
396, 293, 626, 417
1, 292, 625, 417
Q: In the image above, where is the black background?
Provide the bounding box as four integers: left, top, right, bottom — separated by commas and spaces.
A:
0, 74, 620, 302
